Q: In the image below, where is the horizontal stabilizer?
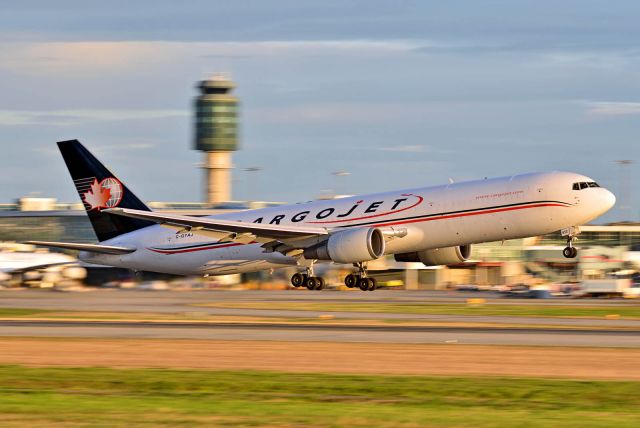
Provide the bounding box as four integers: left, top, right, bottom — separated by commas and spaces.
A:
104, 208, 329, 241
24, 241, 136, 255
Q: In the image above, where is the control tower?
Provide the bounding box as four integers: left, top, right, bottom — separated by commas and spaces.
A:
193, 74, 239, 204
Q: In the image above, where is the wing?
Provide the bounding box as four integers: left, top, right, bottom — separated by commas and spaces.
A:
0, 261, 75, 274
104, 208, 329, 243
24, 241, 136, 255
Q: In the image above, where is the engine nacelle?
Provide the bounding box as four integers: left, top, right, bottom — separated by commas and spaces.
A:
394, 245, 472, 266
303, 227, 385, 263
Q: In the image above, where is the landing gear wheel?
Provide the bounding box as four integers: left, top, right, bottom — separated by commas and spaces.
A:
562, 230, 579, 259
305, 276, 317, 290
563, 247, 578, 259
291, 273, 307, 287
367, 278, 377, 291
344, 274, 357, 288
358, 277, 370, 291
306, 276, 324, 290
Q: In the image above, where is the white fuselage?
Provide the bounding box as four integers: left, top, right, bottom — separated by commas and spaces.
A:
81, 171, 615, 275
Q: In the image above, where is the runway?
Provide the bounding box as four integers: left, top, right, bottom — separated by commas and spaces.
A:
5, 289, 640, 309
1, 289, 639, 346
1, 319, 638, 347
2, 289, 640, 328
1, 290, 639, 378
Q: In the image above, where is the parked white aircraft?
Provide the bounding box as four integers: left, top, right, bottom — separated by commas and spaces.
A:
0, 242, 80, 286
27, 140, 616, 291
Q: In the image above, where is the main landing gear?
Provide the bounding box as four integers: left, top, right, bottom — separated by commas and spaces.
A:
290, 262, 377, 291
290, 266, 325, 290
344, 263, 376, 291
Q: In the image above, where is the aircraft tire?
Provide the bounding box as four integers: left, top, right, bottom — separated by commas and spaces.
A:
367, 278, 377, 291
291, 273, 306, 287
358, 277, 370, 291
306, 276, 318, 290
344, 274, 357, 288
315, 277, 325, 290
563, 247, 578, 259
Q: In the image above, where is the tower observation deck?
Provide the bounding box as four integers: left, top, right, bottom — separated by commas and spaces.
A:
193, 74, 239, 204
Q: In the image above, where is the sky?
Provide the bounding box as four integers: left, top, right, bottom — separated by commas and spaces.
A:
0, 0, 638, 222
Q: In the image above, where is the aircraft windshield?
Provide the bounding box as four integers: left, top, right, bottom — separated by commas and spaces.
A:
572, 182, 600, 190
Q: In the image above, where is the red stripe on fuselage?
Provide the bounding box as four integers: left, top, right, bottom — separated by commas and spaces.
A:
367, 202, 569, 228
147, 202, 570, 254
148, 242, 244, 254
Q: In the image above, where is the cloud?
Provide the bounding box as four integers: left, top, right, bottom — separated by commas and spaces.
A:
0, 42, 170, 75
0, 109, 187, 126
199, 39, 423, 56
585, 101, 640, 116
378, 144, 429, 153
249, 103, 439, 125
0, 39, 422, 76
29, 141, 159, 159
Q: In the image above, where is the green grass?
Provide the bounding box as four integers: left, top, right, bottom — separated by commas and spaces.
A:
203, 301, 640, 319
0, 366, 639, 427
0, 308, 51, 317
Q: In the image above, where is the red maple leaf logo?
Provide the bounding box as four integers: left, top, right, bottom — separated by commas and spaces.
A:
83, 179, 111, 210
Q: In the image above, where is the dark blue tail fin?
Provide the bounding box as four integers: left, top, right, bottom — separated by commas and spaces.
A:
57, 139, 154, 242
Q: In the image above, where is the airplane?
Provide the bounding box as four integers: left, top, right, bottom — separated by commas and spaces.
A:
0, 242, 80, 286
26, 140, 616, 291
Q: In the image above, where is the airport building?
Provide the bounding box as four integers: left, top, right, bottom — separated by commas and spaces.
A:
0, 199, 275, 244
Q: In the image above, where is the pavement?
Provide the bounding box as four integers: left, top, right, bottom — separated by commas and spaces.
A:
0, 319, 638, 346
2, 289, 640, 328
0, 289, 639, 346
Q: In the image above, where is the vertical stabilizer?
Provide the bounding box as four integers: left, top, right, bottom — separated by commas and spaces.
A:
57, 139, 154, 242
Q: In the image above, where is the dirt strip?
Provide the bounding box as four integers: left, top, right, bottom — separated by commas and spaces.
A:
1, 337, 639, 380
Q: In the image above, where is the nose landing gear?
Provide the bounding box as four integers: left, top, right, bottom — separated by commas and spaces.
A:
562, 245, 578, 259
561, 226, 580, 259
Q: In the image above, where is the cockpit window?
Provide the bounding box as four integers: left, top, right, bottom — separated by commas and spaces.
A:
573, 181, 600, 190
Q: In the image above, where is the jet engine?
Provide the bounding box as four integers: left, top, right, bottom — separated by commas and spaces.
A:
303, 227, 385, 263
394, 245, 471, 266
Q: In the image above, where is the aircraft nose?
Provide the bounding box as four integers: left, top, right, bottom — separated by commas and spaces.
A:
602, 189, 616, 213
